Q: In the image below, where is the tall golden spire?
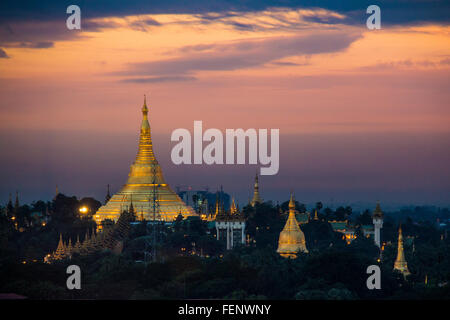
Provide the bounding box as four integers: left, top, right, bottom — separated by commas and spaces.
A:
277, 193, 308, 258
314, 209, 319, 220
135, 94, 156, 164
250, 173, 263, 206
94, 97, 195, 225
394, 224, 411, 277
142, 94, 148, 115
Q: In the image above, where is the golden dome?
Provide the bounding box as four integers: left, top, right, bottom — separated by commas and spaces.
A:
277, 193, 308, 258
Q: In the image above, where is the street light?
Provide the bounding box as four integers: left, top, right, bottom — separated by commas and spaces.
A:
79, 206, 89, 214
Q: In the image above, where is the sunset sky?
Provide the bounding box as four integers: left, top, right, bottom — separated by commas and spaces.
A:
0, 1, 449, 209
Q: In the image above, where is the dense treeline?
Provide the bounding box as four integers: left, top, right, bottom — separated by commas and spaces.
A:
0, 194, 449, 299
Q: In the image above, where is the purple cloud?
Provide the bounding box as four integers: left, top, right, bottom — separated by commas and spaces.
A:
113, 31, 361, 78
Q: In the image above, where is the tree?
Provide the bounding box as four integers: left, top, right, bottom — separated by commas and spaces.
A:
315, 202, 323, 213
335, 207, 347, 220
323, 207, 333, 220
356, 209, 372, 225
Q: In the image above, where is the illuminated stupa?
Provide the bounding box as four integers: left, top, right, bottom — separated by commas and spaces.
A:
277, 193, 308, 258
94, 96, 196, 226
393, 224, 411, 277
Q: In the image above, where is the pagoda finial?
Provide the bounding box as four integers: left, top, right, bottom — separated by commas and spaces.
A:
134, 95, 154, 164
289, 192, 295, 210
230, 197, 237, 214
142, 94, 148, 116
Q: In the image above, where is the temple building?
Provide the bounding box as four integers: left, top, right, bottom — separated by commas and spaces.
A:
394, 224, 411, 277
372, 202, 384, 248
94, 96, 196, 227
329, 220, 356, 244
215, 196, 246, 250
277, 193, 308, 258
250, 174, 263, 206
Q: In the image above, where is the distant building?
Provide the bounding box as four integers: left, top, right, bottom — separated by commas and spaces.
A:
329, 220, 356, 244
372, 202, 384, 248
295, 211, 310, 225
361, 224, 375, 239
178, 189, 230, 216
215, 197, 246, 250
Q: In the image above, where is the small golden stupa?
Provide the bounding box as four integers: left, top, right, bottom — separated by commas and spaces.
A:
250, 174, 263, 206
277, 193, 308, 258
394, 224, 411, 277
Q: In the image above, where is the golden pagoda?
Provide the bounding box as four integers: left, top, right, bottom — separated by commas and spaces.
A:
250, 174, 263, 206
73, 235, 82, 253
53, 234, 66, 260
277, 193, 308, 258
94, 96, 196, 226
230, 197, 238, 214
393, 224, 411, 277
